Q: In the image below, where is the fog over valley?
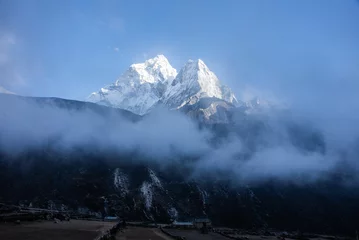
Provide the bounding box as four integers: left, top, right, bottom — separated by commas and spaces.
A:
0, 92, 358, 186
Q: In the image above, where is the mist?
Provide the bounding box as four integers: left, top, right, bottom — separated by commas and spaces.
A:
1, 94, 358, 186
0, 95, 210, 158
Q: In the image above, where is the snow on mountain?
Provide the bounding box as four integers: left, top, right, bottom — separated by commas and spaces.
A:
86, 54, 276, 122
87, 55, 177, 115
87, 55, 241, 117
167, 207, 179, 220
140, 181, 153, 210
148, 168, 163, 189
182, 97, 234, 123
197, 185, 209, 208
162, 59, 238, 109
0, 86, 14, 94
113, 168, 129, 197
138, 168, 167, 211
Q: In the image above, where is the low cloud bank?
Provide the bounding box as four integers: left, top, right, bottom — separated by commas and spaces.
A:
0, 95, 358, 185
0, 96, 210, 158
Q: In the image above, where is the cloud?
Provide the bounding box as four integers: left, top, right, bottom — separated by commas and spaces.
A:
237, 85, 283, 106
238, 146, 335, 183
0, 96, 210, 160
1, 94, 358, 186
114, 47, 119, 52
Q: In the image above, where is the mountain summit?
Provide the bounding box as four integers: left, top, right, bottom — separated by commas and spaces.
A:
162, 59, 237, 109
87, 55, 177, 115
87, 55, 237, 117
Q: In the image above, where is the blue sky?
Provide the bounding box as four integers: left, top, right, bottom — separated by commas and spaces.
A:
0, 0, 359, 113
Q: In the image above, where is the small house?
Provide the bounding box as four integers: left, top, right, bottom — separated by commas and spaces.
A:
171, 220, 194, 229
193, 218, 211, 229
104, 216, 119, 222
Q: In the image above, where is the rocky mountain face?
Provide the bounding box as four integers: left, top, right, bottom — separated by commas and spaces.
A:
1, 149, 358, 235
87, 55, 242, 122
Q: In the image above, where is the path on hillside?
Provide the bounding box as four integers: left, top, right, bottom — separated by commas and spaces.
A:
116, 227, 172, 240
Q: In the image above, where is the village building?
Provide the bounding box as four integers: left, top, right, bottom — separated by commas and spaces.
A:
193, 218, 211, 229
171, 217, 212, 231
171, 220, 194, 229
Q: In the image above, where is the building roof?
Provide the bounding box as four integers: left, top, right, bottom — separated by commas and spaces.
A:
194, 218, 211, 223
172, 221, 193, 226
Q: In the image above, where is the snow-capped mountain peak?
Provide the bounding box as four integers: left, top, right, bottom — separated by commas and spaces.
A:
117, 54, 177, 85
87, 55, 239, 118
87, 55, 177, 115
162, 58, 238, 109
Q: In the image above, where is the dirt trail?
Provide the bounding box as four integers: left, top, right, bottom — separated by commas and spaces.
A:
116, 226, 171, 240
